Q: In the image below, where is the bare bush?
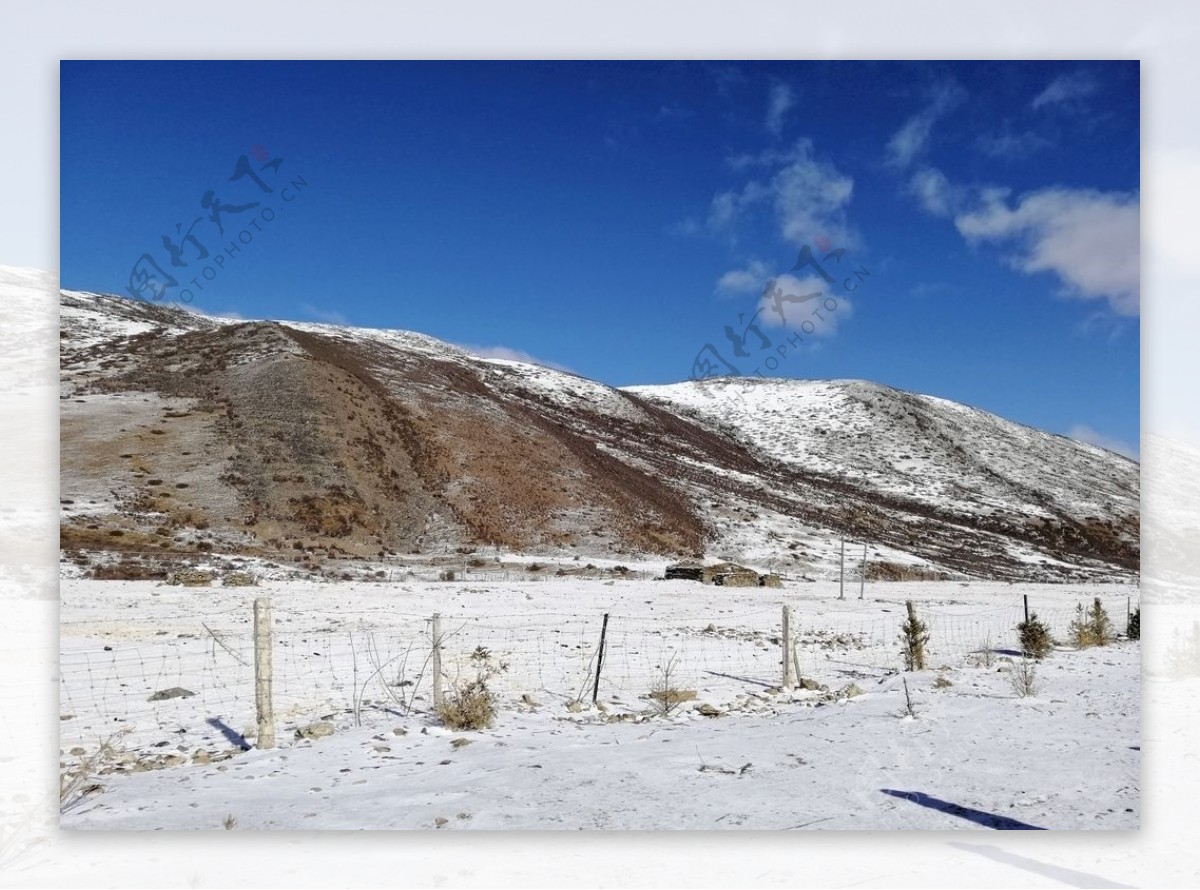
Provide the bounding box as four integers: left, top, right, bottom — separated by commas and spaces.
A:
900, 677, 918, 718
648, 652, 695, 716
60, 731, 129, 813
1011, 656, 1038, 697
437, 678, 496, 730
437, 670, 498, 730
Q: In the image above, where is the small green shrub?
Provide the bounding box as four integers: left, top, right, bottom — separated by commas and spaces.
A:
899, 601, 929, 671
1069, 598, 1116, 648
1017, 612, 1054, 660
1127, 606, 1140, 641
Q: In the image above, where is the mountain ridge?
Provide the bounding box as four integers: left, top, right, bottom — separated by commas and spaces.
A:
58, 286, 1139, 581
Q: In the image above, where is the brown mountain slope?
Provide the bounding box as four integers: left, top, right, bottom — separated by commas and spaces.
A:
59, 289, 1138, 580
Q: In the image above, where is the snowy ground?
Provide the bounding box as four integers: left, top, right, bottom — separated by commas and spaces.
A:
59, 577, 1139, 830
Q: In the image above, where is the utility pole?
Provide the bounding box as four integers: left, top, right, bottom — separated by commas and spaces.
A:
839, 540, 846, 600
859, 543, 867, 599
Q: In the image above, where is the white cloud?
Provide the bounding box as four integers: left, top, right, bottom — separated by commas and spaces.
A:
885, 83, 965, 169
463, 344, 575, 373
765, 82, 795, 136
705, 181, 769, 234
755, 273, 852, 337
1068, 424, 1139, 461
702, 140, 854, 247
300, 303, 348, 325
1032, 71, 1097, 110
185, 304, 245, 320
976, 128, 1052, 160
955, 187, 1140, 315
908, 167, 963, 217
772, 142, 855, 246
716, 259, 771, 295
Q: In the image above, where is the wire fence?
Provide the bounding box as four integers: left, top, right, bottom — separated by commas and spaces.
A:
59, 589, 1137, 763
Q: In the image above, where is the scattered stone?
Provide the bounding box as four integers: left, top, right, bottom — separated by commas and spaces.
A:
450, 738, 471, 750
392, 727, 408, 736
167, 569, 213, 587
148, 687, 195, 702
566, 700, 585, 713
800, 678, 821, 691
434, 817, 449, 828
520, 693, 539, 709
839, 683, 865, 699
295, 721, 335, 741
192, 750, 212, 765
69, 746, 86, 756
695, 703, 722, 718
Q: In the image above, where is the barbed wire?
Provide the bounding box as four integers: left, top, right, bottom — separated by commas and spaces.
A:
59, 588, 1137, 761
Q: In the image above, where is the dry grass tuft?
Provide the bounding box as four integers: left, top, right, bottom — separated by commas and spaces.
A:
437, 676, 497, 731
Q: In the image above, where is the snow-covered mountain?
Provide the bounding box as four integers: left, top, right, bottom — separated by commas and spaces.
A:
58, 287, 1139, 581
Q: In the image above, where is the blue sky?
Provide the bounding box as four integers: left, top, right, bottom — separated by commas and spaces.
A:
60, 60, 1140, 456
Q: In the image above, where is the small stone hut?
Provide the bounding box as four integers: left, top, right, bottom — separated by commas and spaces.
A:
665, 561, 782, 588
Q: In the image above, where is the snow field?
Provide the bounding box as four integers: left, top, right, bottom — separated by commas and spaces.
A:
59, 577, 1139, 829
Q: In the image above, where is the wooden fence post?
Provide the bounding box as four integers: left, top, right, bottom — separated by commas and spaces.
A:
253, 597, 275, 750
1023, 594, 1030, 625
782, 604, 796, 691
431, 612, 444, 712
859, 543, 867, 599
592, 613, 610, 705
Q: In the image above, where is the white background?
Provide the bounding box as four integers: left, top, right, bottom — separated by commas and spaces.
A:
2, 1, 1196, 887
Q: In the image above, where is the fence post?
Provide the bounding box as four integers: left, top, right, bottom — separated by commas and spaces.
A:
1023, 594, 1029, 625
253, 597, 275, 750
592, 613, 610, 705
782, 604, 795, 691
431, 612, 444, 712
839, 541, 846, 600
859, 543, 867, 599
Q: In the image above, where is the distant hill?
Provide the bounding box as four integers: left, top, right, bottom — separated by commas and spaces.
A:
58, 286, 1138, 581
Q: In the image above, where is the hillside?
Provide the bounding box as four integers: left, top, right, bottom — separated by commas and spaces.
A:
58, 287, 1139, 581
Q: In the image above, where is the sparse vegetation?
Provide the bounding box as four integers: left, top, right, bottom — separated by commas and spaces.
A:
1011, 656, 1038, 697
900, 677, 918, 718
437, 670, 499, 730
1068, 597, 1116, 649
1127, 605, 1140, 641
1017, 612, 1054, 660
1168, 623, 1200, 677
60, 731, 129, 813
975, 633, 996, 668
648, 652, 696, 716
898, 600, 929, 671
866, 561, 947, 582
